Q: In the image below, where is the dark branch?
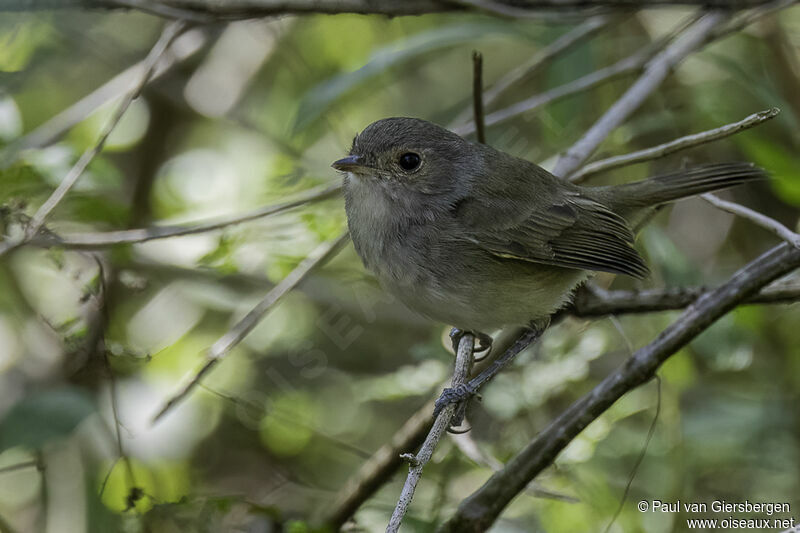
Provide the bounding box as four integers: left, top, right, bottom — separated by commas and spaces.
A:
1, 0, 777, 19
472, 51, 486, 145
440, 242, 800, 532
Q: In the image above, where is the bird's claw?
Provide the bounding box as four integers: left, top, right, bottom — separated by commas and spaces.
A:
433, 383, 478, 427
449, 328, 493, 359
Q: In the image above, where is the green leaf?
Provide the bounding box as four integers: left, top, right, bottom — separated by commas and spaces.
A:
0, 164, 49, 203
293, 21, 525, 133
0, 387, 96, 452
738, 136, 800, 206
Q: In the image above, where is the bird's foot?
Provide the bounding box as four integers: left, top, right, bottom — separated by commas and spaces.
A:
449, 328, 493, 360
433, 382, 479, 428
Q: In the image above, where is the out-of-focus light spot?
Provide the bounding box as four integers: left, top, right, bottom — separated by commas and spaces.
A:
259, 391, 315, 456
185, 21, 280, 118
135, 234, 217, 267
19, 320, 63, 379
102, 379, 220, 461
0, 96, 22, 141
0, 448, 41, 509
104, 97, 150, 150
153, 149, 241, 220
0, 318, 21, 372
127, 283, 203, 355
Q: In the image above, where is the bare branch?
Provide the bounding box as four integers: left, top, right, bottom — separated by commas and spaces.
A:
386, 334, 475, 533
570, 281, 800, 317
320, 278, 800, 528
440, 242, 800, 532
0, 28, 207, 163
26, 21, 186, 238
472, 51, 486, 145
453, 43, 652, 136
451, 15, 614, 127
32, 183, 342, 248
552, 10, 729, 178
570, 107, 780, 183
151, 231, 349, 423
2, 0, 776, 19
701, 194, 800, 248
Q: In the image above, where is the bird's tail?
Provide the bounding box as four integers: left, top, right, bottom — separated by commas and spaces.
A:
597, 162, 766, 216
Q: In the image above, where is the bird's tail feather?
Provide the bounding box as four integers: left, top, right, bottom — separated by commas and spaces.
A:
599, 162, 766, 214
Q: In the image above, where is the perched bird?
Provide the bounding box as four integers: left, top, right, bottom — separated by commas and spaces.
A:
334, 117, 763, 414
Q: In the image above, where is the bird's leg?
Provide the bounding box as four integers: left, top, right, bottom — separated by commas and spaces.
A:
449, 327, 493, 354
435, 318, 550, 425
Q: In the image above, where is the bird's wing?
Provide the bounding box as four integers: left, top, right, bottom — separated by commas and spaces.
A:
455, 186, 649, 278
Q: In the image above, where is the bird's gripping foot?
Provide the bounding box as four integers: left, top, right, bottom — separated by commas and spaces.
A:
449, 328, 493, 359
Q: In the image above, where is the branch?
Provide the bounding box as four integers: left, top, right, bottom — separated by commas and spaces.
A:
569, 107, 780, 182
31, 183, 342, 248
27, 21, 186, 236
321, 399, 436, 529
440, 242, 800, 532
453, 41, 653, 136
552, 10, 729, 178
451, 15, 613, 127
701, 194, 800, 248
0, 21, 187, 259
569, 281, 800, 317
151, 231, 349, 423
1, 0, 776, 18
0, 29, 207, 165
386, 334, 475, 533
472, 51, 486, 145
319, 278, 800, 528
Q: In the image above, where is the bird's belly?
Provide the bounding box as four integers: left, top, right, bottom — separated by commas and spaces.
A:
379, 252, 588, 332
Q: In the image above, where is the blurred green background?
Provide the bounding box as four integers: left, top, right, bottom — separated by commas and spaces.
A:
1, 6, 799, 533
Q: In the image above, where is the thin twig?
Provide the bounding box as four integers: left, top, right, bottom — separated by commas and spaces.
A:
440, 242, 800, 531
386, 333, 475, 533
552, 10, 729, 178
151, 231, 350, 423
701, 193, 800, 248
320, 278, 800, 529
570, 108, 780, 182
452, 15, 613, 127
453, 44, 650, 136
32, 183, 342, 248
472, 51, 486, 145
0, 461, 39, 475
25, 21, 187, 238
0, 28, 206, 163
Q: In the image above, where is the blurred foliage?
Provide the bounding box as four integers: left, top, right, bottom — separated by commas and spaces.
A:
1, 5, 800, 533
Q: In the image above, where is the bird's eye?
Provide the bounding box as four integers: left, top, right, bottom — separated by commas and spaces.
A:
398, 152, 421, 171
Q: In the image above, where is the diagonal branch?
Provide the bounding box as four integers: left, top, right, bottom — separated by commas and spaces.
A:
26, 21, 187, 237
552, 10, 729, 178
701, 193, 800, 248
453, 43, 654, 136
386, 334, 475, 533
569, 107, 780, 183
0, 28, 207, 165
451, 15, 614, 127
31, 183, 342, 248
319, 277, 800, 529
439, 242, 800, 532
151, 231, 350, 423
0, 21, 187, 260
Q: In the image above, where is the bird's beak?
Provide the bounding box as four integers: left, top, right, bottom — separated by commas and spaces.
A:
332, 154, 366, 171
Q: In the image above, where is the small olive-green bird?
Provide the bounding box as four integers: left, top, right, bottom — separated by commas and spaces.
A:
334, 117, 763, 345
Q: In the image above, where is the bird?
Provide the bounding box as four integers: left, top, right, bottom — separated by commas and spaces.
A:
333, 117, 764, 416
